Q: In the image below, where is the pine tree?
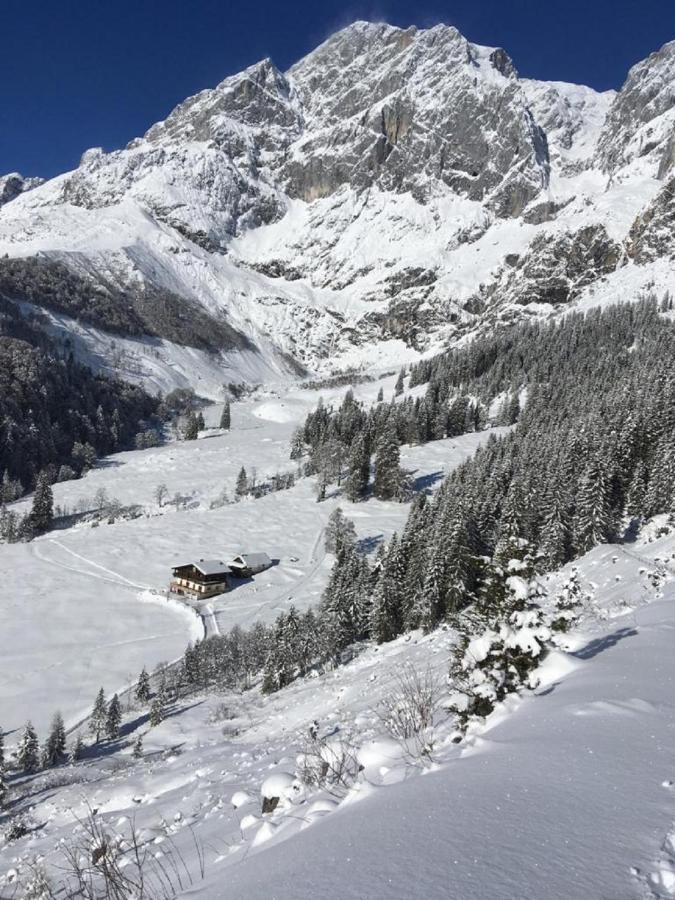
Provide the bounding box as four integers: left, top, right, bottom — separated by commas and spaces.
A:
235, 466, 248, 499
344, 432, 370, 502
30, 471, 53, 534
105, 694, 122, 740
135, 667, 151, 704
373, 421, 403, 501
17, 721, 40, 773
133, 734, 144, 759
325, 507, 357, 554
377, 386, 384, 403
89, 688, 107, 743
394, 368, 405, 396
42, 712, 67, 767
220, 400, 231, 431
183, 413, 199, 441
69, 733, 85, 764
195, 411, 205, 431
369, 535, 405, 642
149, 684, 166, 727
574, 457, 611, 553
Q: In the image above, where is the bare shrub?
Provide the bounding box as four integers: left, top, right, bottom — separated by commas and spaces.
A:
297, 733, 361, 797
376, 664, 443, 763
42, 806, 205, 899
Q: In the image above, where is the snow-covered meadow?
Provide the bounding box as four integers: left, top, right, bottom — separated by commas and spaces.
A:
0, 375, 502, 736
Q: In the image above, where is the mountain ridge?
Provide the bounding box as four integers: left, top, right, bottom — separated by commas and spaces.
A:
1, 21, 674, 397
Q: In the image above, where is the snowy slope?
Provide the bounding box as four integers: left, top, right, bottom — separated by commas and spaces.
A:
1, 24, 674, 386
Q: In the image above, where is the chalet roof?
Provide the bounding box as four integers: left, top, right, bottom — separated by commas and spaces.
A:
174, 559, 231, 576
230, 552, 272, 568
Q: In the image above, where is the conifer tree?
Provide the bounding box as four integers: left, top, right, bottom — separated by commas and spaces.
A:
235, 466, 249, 499
105, 694, 122, 740
394, 367, 405, 396
89, 688, 107, 743
369, 534, 405, 642
183, 413, 199, 441
133, 734, 144, 759
325, 507, 357, 554
574, 457, 611, 553
373, 421, 403, 501
42, 712, 67, 767
344, 432, 370, 502
376, 386, 384, 403
149, 685, 166, 727
220, 400, 231, 431
195, 411, 206, 431
17, 721, 40, 773
135, 667, 151, 704
69, 733, 85, 764
30, 471, 53, 534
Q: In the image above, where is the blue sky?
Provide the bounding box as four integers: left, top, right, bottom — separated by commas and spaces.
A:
2, 0, 674, 178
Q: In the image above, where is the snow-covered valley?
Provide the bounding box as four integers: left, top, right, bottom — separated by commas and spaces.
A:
1, 372, 675, 899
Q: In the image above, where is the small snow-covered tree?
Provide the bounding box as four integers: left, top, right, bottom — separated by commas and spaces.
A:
69, 733, 85, 764
394, 367, 405, 396
373, 421, 403, 501
42, 711, 67, 767
183, 413, 199, 441
105, 694, 122, 740
448, 564, 551, 733
195, 411, 206, 431
30, 471, 53, 534
135, 667, 151, 704
89, 688, 107, 743
133, 734, 144, 759
235, 466, 249, 499
154, 483, 168, 508
344, 432, 370, 502
220, 400, 231, 431
17, 721, 40, 773
324, 507, 357, 554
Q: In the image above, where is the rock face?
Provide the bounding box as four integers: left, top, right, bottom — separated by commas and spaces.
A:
596, 39, 675, 174
626, 176, 675, 263
0, 173, 44, 207
285, 23, 548, 217
483, 225, 623, 308
0, 21, 674, 388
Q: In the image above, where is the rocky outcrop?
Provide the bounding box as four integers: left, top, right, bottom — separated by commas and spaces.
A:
596, 39, 675, 174
0, 173, 44, 207
626, 177, 675, 262
484, 225, 622, 307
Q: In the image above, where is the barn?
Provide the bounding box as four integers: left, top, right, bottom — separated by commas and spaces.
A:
229, 552, 273, 578
169, 559, 231, 599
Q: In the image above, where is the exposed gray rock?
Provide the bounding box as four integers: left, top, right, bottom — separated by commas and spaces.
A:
0, 173, 44, 207
626, 176, 675, 262
596, 39, 675, 173
483, 225, 622, 307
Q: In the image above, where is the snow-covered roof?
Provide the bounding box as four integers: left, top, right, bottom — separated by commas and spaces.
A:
230, 552, 272, 568
175, 559, 230, 576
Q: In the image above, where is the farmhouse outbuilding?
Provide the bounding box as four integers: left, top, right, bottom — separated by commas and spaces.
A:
229, 552, 273, 578
170, 559, 231, 599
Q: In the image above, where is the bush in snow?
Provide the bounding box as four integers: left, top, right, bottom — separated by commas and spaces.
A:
296, 731, 361, 798
376, 664, 443, 763
448, 560, 551, 733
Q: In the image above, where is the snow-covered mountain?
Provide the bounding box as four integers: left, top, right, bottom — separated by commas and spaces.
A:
1, 23, 674, 395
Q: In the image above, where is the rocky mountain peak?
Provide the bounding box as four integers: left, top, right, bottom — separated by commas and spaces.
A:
0, 172, 44, 207
596, 38, 675, 175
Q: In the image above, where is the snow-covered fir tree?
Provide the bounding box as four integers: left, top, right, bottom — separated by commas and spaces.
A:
105, 694, 122, 740
220, 400, 231, 430
89, 688, 107, 742
373, 420, 403, 501
17, 721, 40, 773
135, 667, 151, 704
42, 711, 67, 767
30, 470, 53, 534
